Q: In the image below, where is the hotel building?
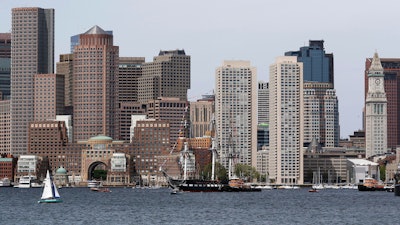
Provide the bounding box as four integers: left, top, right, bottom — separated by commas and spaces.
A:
269, 56, 304, 185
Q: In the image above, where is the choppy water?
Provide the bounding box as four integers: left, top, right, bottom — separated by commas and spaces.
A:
1, 187, 400, 225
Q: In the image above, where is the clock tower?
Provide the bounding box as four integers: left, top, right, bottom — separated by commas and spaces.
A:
365, 52, 387, 158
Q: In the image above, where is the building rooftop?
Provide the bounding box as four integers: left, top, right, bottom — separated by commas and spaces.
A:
84, 25, 108, 35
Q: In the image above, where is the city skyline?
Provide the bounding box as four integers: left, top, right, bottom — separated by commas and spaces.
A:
2, 0, 400, 138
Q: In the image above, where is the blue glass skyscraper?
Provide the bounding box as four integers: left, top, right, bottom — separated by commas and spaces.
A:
285, 40, 334, 86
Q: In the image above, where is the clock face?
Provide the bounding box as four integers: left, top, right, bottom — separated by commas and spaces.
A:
375, 78, 381, 85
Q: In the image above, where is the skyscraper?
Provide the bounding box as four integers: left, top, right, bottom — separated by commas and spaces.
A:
11, 7, 54, 156
364, 58, 400, 150
258, 81, 269, 124
0, 33, 11, 99
215, 61, 257, 175
56, 54, 74, 111
365, 52, 388, 158
139, 50, 190, 103
269, 56, 304, 185
286, 40, 339, 147
73, 25, 119, 142
190, 95, 214, 138
34, 74, 65, 121
285, 40, 333, 85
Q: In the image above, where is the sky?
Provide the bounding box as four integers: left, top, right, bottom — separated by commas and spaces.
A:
2, 0, 400, 139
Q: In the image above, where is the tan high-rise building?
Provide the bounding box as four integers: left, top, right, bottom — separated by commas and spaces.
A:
34, 74, 65, 121
190, 95, 214, 138
269, 56, 304, 185
0, 100, 10, 154
138, 50, 190, 103
73, 25, 119, 142
56, 54, 74, 109
11, 7, 54, 156
215, 60, 258, 176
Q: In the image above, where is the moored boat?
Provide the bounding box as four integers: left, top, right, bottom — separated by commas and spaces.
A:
0, 177, 11, 187
358, 177, 385, 191
91, 187, 111, 192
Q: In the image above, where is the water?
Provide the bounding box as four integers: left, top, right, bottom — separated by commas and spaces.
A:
1, 187, 400, 225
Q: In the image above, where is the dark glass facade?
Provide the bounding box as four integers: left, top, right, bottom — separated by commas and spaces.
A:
285, 40, 334, 86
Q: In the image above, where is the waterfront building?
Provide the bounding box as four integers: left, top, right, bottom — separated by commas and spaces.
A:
80, 135, 131, 184
347, 158, 380, 184
131, 120, 170, 180
0, 33, 11, 99
258, 81, 269, 124
138, 50, 190, 103
0, 100, 10, 154
11, 7, 54, 156
365, 52, 388, 158
215, 60, 258, 174
268, 56, 304, 185
15, 155, 47, 183
146, 97, 189, 148
364, 57, 400, 150
303, 146, 365, 184
56, 54, 74, 112
190, 95, 214, 138
34, 74, 65, 121
73, 25, 119, 142
0, 155, 16, 181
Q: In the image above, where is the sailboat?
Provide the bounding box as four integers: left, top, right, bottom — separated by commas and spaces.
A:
38, 170, 62, 203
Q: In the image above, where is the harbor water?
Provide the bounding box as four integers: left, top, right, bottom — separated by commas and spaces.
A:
1, 187, 400, 225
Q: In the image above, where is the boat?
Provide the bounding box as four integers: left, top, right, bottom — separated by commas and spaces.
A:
308, 188, 318, 193
87, 180, 101, 188
358, 177, 385, 191
222, 178, 261, 192
38, 170, 62, 203
90, 187, 111, 192
17, 175, 36, 188
0, 177, 11, 187
394, 167, 400, 196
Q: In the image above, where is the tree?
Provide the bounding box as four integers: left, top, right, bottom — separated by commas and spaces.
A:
201, 162, 228, 183
234, 164, 259, 182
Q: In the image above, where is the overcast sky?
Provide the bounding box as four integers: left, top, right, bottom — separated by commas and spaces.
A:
2, 0, 400, 138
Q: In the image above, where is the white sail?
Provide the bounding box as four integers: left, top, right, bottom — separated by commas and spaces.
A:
41, 170, 53, 199
53, 181, 61, 198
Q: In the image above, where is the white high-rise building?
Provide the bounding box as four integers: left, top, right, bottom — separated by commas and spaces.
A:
215, 61, 257, 176
365, 52, 388, 158
268, 56, 304, 185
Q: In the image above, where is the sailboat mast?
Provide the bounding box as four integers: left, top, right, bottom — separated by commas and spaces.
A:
211, 138, 216, 180
183, 142, 188, 180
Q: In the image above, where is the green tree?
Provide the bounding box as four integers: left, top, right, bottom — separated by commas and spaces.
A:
234, 164, 259, 182
93, 170, 107, 180
201, 162, 228, 183
379, 165, 386, 182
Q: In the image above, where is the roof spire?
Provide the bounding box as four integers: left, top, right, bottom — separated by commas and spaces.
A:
368, 51, 384, 76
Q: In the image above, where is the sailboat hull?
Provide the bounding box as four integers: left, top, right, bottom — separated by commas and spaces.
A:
38, 198, 62, 203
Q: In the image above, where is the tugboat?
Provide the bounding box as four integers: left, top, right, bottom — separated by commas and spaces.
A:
358, 177, 385, 191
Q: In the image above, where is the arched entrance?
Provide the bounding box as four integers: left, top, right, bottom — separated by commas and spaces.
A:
87, 161, 108, 181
